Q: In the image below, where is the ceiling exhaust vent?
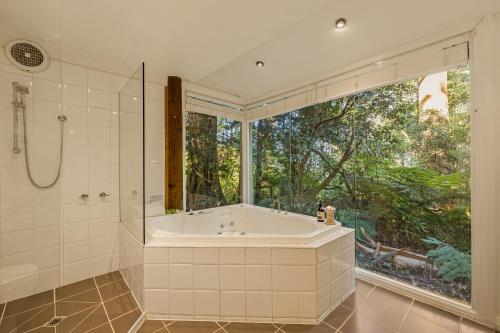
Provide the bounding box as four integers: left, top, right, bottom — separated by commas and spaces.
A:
5, 39, 50, 73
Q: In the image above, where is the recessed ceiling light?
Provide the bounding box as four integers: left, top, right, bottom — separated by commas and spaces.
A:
335, 17, 347, 30
256, 61, 265, 67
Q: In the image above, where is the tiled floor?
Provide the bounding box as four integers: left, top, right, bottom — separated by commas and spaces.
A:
1, 277, 496, 333
0, 271, 141, 333
138, 280, 496, 333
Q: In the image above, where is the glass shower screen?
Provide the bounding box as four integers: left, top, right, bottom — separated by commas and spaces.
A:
119, 63, 145, 243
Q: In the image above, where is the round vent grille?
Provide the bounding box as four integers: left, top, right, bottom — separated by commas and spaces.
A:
5, 40, 50, 73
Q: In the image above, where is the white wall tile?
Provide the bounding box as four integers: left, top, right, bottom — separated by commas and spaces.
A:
32, 99, 62, 122
273, 266, 298, 291
195, 290, 219, 316
169, 248, 193, 263
317, 244, 330, 263
88, 108, 110, 127
64, 240, 89, 263
220, 248, 245, 264
88, 70, 110, 91
65, 124, 87, 144
169, 290, 194, 316
0, 208, 34, 233
63, 84, 87, 106
144, 264, 169, 288
63, 104, 87, 125
0, 186, 34, 209
317, 284, 331, 318
33, 78, 61, 102
145, 289, 168, 314
220, 265, 245, 290
246, 248, 271, 265
35, 267, 60, 293
221, 291, 245, 317
144, 247, 169, 264
63, 260, 89, 285
89, 236, 113, 256
63, 221, 88, 243
62, 63, 87, 86
246, 292, 272, 318
35, 246, 60, 269
88, 126, 110, 145
298, 266, 316, 292
88, 89, 109, 109
0, 230, 34, 256
272, 249, 298, 265
35, 205, 60, 227
246, 265, 271, 291
317, 259, 330, 289
35, 225, 60, 249
299, 293, 316, 318
273, 292, 298, 318
169, 264, 193, 289
194, 248, 219, 264
194, 265, 219, 290
298, 249, 316, 265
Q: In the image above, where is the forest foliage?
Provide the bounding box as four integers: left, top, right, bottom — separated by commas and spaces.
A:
185, 67, 471, 301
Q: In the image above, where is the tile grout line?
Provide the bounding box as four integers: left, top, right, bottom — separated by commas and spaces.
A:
53, 289, 56, 321
68, 302, 101, 333
365, 285, 376, 297
82, 321, 112, 333
324, 310, 353, 332
93, 276, 116, 333
109, 307, 139, 322
100, 290, 132, 304
213, 328, 228, 333
397, 299, 414, 331
57, 286, 99, 302
6, 303, 53, 333
0, 300, 6, 324
161, 320, 172, 333
335, 309, 356, 333
2, 302, 54, 319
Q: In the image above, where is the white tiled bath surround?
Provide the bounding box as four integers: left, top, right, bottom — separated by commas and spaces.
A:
0, 50, 165, 303
143, 229, 355, 324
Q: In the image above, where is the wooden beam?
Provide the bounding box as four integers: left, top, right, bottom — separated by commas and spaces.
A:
166, 76, 183, 210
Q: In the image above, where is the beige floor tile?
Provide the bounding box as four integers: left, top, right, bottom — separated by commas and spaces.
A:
322, 304, 353, 329
104, 292, 138, 320
94, 271, 124, 287
56, 279, 96, 300
111, 309, 142, 333
3, 290, 53, 316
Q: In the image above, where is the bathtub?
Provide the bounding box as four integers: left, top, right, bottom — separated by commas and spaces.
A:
140, 204, 355, 324
146, 204, 342, 247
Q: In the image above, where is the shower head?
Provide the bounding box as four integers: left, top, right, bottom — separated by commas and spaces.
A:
12, 82, 29, 95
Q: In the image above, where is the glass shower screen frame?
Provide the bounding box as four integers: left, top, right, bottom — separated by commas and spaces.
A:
119, 63, 145, 244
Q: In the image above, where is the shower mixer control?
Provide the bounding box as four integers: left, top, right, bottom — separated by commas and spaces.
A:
79, 193, 89, 201
99, 192, 110, 199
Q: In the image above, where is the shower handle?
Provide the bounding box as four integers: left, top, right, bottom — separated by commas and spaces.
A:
12, 83, 23, 154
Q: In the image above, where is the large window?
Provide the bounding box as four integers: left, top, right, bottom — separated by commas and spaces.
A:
186, 112, 242, 210
251, 67, 471, 303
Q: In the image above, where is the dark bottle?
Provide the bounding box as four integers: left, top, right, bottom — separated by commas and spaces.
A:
316, 201, 325, 222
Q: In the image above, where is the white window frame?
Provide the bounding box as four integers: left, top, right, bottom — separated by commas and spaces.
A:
180, 21, 497, 328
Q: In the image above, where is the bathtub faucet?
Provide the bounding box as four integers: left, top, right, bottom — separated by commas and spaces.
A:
272, 197, 281, 212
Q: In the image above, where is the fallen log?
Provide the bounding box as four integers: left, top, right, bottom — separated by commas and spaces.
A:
356, 242, 434, 271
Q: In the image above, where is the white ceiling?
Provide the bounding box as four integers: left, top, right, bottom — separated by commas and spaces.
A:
1, 0, 499, 103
